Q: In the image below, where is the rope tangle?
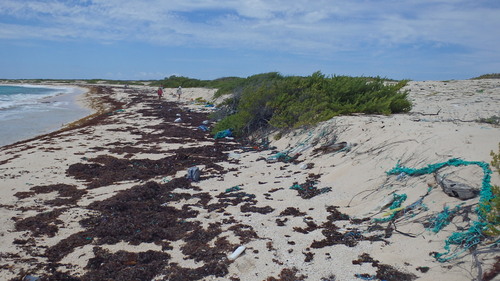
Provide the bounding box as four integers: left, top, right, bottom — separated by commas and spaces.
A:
386, 158, 494, 262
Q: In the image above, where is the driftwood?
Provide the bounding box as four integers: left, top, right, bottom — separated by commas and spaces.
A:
313, 141, 348, 154
435, 173, 479, 200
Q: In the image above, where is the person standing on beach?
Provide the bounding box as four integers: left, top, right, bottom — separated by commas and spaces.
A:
157, 87, 163, 100
176, 86, 182, 100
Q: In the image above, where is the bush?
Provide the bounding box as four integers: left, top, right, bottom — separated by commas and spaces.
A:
471, 73, 500, 79
483, 143, 500, 236
478, 116, 500, 126
212, 71, 411, 136
150, 75, 244, 89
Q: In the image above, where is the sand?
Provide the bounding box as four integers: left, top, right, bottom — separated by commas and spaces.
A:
0, 80, 499, 281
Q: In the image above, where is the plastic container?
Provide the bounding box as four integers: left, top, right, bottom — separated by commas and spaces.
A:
228, 246, 246, 260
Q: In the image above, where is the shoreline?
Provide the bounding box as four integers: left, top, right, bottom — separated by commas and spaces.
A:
0, 81, 499, 280
0, 84, 95, 147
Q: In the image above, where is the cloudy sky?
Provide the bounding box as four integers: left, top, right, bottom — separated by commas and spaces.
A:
0, 0, 499, 81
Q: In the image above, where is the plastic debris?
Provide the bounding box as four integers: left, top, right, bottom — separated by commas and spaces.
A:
225, 186, 242, 193
174, 118, 182, 123
427, 204, 463, 233
186, 167, 201, 182
389, 193, 407, 209
300, 163, 314, 170
214, 129, 233, 139
228, 246, 246, 260
354, 274, 376, 280
198, 125, 209, 132
372, 193, 407, 223
228, 152, 241, 159
267, 152, 297, 163
387, 158, 494, 262
396, 172, 406, 181
242, 138, 275, 152
290, 182, 332, 199
23, 276, 41, 281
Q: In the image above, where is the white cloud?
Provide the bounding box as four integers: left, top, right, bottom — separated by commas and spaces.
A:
1, 0, 499, 58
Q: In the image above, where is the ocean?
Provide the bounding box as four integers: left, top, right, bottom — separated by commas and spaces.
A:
0, 84, 92, 147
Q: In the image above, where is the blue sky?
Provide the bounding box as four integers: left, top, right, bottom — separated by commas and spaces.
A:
0, 0, 499, 81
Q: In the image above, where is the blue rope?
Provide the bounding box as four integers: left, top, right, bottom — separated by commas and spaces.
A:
387, 158, 493, 262
372, 193, 407, 223
427, 204, 464, 233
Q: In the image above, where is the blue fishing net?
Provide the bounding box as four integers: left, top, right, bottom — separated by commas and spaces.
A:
387, 158, 494, 262
427, 204, 463, 233
372, 193, 408, 223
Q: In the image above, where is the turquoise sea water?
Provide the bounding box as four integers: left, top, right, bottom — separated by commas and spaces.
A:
0, 85, 91, 147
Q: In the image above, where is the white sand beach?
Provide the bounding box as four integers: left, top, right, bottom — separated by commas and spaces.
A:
0, 80, 499, 281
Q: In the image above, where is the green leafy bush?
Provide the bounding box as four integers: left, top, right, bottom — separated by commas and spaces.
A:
212, 71, 411, 136
484, 143, 500, 236
150, 75, 243, 89
478, 116, 500, 126
471, 73, 500, 79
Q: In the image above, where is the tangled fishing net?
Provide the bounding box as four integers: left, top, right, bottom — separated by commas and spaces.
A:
387, 158, 495, 262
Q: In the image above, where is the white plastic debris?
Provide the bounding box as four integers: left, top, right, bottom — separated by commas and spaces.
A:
228, 152, 241, 159
174, 118, 182, 123
228, 246, 246, 261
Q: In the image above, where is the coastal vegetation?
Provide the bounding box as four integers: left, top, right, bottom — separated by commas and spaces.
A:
478, 116, 500, 126
2, 72, 412, 138
472, 73, 500, 79
484, 143, 500, 236
211, 72, 411, 136
150, 75, 240, 88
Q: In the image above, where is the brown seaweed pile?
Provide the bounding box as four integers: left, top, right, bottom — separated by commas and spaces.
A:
352, 253, 417, 281
7, 87, 252, 280
67, 145, 229, 188
5, 86, 396, 280
290, 174, 332, 199
265, 267, 307, 281
14, 184, 87, 206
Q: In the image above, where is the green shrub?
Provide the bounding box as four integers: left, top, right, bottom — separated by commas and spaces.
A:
471, 73, 500, 79
212, 71, 411, 136
150, 75, 244, 89
478, 116, 500, 125
484, 143, 500, 236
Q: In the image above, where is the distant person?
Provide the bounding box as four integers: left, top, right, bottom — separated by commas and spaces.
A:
176, 86, 182, 100
157, 87, 163, 100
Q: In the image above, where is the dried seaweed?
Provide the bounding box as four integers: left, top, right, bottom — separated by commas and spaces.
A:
352, 253, 417, 281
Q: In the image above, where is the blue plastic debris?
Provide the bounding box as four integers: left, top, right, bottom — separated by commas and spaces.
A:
198, 125, 209, 132
214, 129, 233, 139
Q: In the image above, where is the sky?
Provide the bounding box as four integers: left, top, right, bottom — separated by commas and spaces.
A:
0, 0, 499, 81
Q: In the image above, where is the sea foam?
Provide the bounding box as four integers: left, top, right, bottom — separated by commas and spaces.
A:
0, 84, 91, 146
